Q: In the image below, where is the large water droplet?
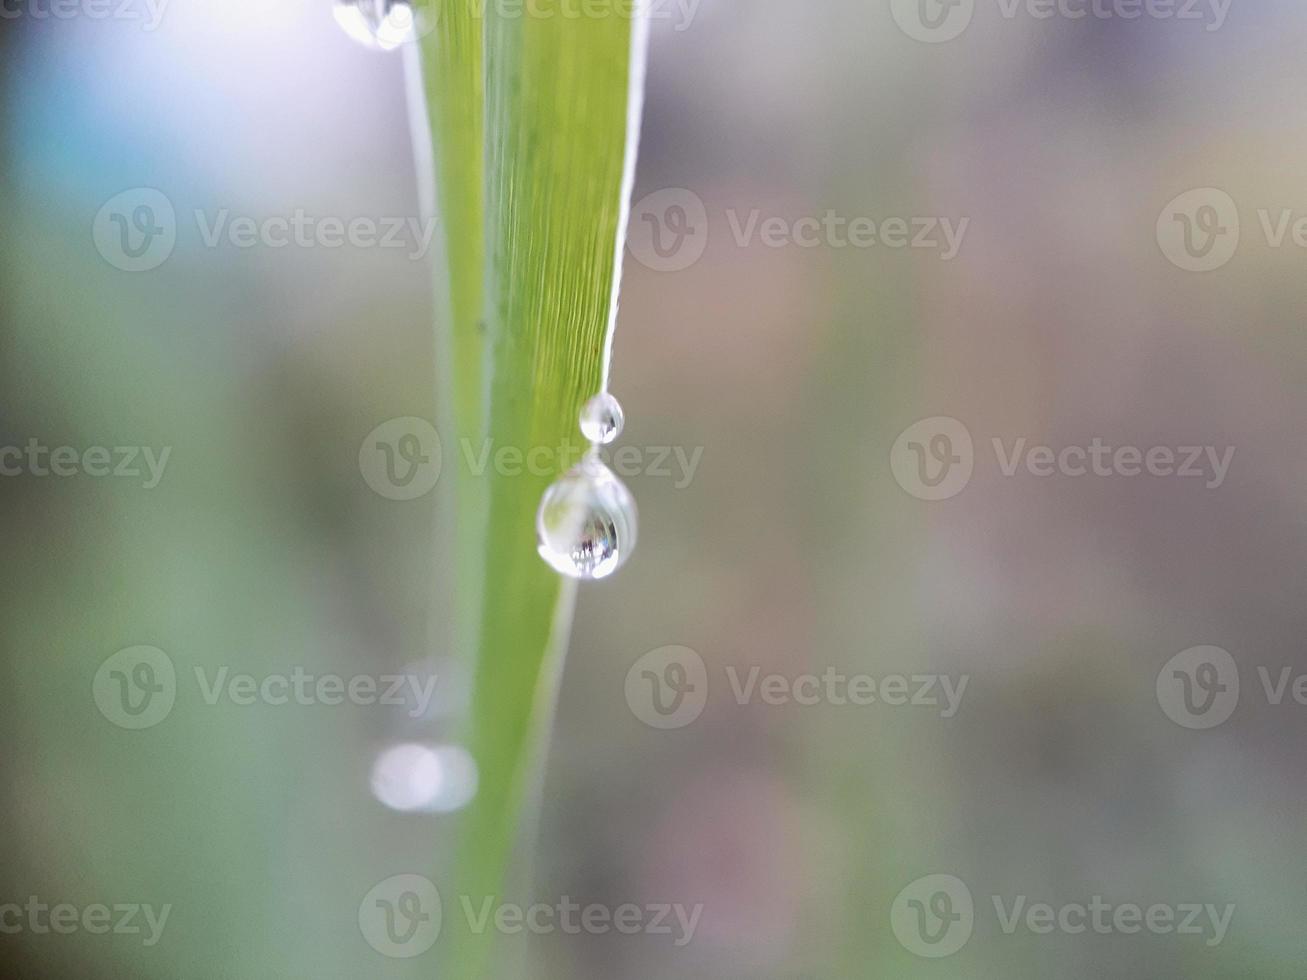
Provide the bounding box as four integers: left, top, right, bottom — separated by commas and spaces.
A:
579, 392, 625, 446
536, 455, 638, 580
333, 0, 424, 50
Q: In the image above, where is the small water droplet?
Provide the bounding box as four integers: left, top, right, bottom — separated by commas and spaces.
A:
536, 454, 637, 580
579, 392, 625, 446
333, 0, 422, 50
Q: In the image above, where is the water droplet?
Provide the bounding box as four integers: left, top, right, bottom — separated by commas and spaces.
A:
370, 743, 478, 813
333, 0, 423, 50
579, 392, 625, 446
536, 454, 638, 580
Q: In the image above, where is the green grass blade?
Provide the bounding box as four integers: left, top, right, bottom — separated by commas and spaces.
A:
421, 0, 488, 663
418, 5, 648, 975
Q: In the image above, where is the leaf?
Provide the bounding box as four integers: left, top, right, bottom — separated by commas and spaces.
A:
417, 3, 648, 974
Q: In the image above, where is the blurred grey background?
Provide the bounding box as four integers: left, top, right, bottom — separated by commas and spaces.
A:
2, 0, 1307, 977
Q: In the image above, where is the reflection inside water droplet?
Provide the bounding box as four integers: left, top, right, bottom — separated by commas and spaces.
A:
370, 743, 478, 813
536, 454, 638, 581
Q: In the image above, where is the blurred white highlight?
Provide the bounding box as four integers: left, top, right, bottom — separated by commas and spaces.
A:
370, 742, 479, 813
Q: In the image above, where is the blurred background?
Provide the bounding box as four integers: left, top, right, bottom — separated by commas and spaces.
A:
3, 0, 1307, 976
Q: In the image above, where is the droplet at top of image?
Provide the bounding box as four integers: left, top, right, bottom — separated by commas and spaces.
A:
333, 0, 427, 51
